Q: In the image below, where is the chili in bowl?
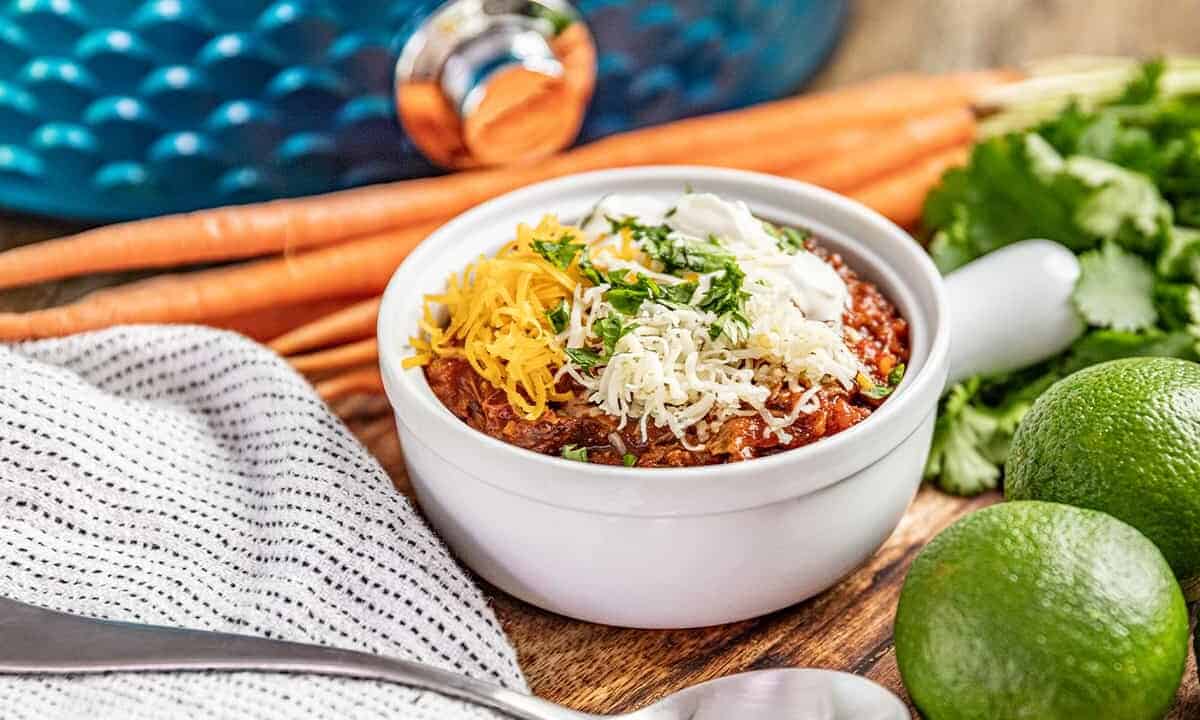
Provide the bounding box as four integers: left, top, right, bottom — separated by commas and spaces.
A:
405, 191, 910, 467
378, 166, 1082, 628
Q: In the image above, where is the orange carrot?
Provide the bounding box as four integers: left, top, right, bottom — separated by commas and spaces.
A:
269, 296, 382, 356
291, 338, 379, 374
0, 222, 440, 341
0, 71, 1018, 292
850, 145, 971, 227
579, 72, 1007, 174
694, 125, 880, 175
0, 205, 362, 291
0, 167, 540, 292
315, 366, 384, 402
787, 107, 975, 192
207, 298, 357, 341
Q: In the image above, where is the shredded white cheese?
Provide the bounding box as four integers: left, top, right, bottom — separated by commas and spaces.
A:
556, 192, 863, 445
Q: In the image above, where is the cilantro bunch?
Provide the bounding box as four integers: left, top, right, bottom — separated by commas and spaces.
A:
923, 60, 1200, 496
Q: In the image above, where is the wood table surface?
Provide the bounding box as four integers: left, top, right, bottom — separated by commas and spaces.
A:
2, 1, 1199, 716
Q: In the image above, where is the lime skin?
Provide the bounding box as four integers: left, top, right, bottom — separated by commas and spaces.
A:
1005, 356, 1200, 583
895, 501, 1189, 720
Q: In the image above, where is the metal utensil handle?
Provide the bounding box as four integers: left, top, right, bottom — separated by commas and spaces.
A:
0, 596, 577, 720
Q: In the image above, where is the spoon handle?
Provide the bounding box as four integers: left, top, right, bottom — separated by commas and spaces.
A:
0, 596, 581, 720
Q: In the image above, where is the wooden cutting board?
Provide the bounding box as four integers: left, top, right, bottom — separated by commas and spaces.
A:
335, 394, 1200, 718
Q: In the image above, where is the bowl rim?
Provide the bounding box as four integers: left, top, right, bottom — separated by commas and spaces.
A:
378, 167, 949, 512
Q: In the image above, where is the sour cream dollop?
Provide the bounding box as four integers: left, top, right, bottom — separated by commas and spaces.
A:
668, 193, 849, 324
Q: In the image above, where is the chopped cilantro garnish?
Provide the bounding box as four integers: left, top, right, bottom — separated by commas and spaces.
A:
859, 362, 902, 403
531, 234, 585, 270
577, 253, 606, 286
604, 271, 662, 314
564, 347, 603, 369
658, 280, 699, 305
562, 314, 636, 371
861, 384, 893, 401
650, 234, 736, 274
546, 299, 569, 333
622, 453, 637, 467
561, 445, 588, 462
699, 263, 751, 341
600, 216, 750, 341
862, 362, 908, 400
593, 314, 637, 356
762, 221, 811, 254
608, 215, 734, 274
604, 269, 697, 314
709, 310, 750, 342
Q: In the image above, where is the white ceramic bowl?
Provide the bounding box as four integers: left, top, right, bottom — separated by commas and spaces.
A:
378, 167, 1081, 629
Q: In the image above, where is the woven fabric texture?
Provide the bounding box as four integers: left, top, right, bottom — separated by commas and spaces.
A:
0, 325, 522, 719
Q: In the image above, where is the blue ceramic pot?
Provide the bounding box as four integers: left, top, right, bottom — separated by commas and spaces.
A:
0, 0, 846, 220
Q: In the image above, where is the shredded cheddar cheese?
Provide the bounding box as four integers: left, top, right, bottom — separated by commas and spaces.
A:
404, 215, 581, 419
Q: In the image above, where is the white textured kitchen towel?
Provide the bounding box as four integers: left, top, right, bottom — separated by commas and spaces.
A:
0, 325, 523, 719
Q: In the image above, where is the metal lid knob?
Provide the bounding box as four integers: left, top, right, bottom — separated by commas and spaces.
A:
396, 0, 596, 169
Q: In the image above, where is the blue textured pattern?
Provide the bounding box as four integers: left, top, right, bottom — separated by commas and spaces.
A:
0, 0, 845, 220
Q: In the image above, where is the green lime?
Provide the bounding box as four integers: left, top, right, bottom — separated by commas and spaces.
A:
1005, 356, 1200, 583
895, 501, 1188, 720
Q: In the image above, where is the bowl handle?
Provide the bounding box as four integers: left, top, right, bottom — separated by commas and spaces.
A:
943, 239, 1084, 387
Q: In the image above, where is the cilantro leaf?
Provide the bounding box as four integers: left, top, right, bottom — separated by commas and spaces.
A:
1059, 328, 1198, 375
531, 233, 585, 270
1157, 225, 1200, 280
924, 381, 1004, 496
593, 314, 636, 357
605, 287, 648, 316
564, 347, 602, 369
1073, 241, 1158, 331
1153, 282, 1200, 330
616, 216, 734, 274
577, 254, 605, 286
601, 269, 695, 314
1064, 154, 1172, 254
546, 299, 569, 333
561, 445, 588, 462
924, 132, 1173, 272
658, 280, 699, 305
603, 270, 660, 314
700, 263, 751, 342
923, 134, 1093, 272
861, 363, 907, 401
602, 216, 750, 336
561, 314, 636, 372
709, 310, 751, 343
762, 221, 810, 254
861, 384, 893, 401
622, 453, 637, 467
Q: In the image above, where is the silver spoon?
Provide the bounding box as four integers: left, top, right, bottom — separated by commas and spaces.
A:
0, 596, 909, 720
